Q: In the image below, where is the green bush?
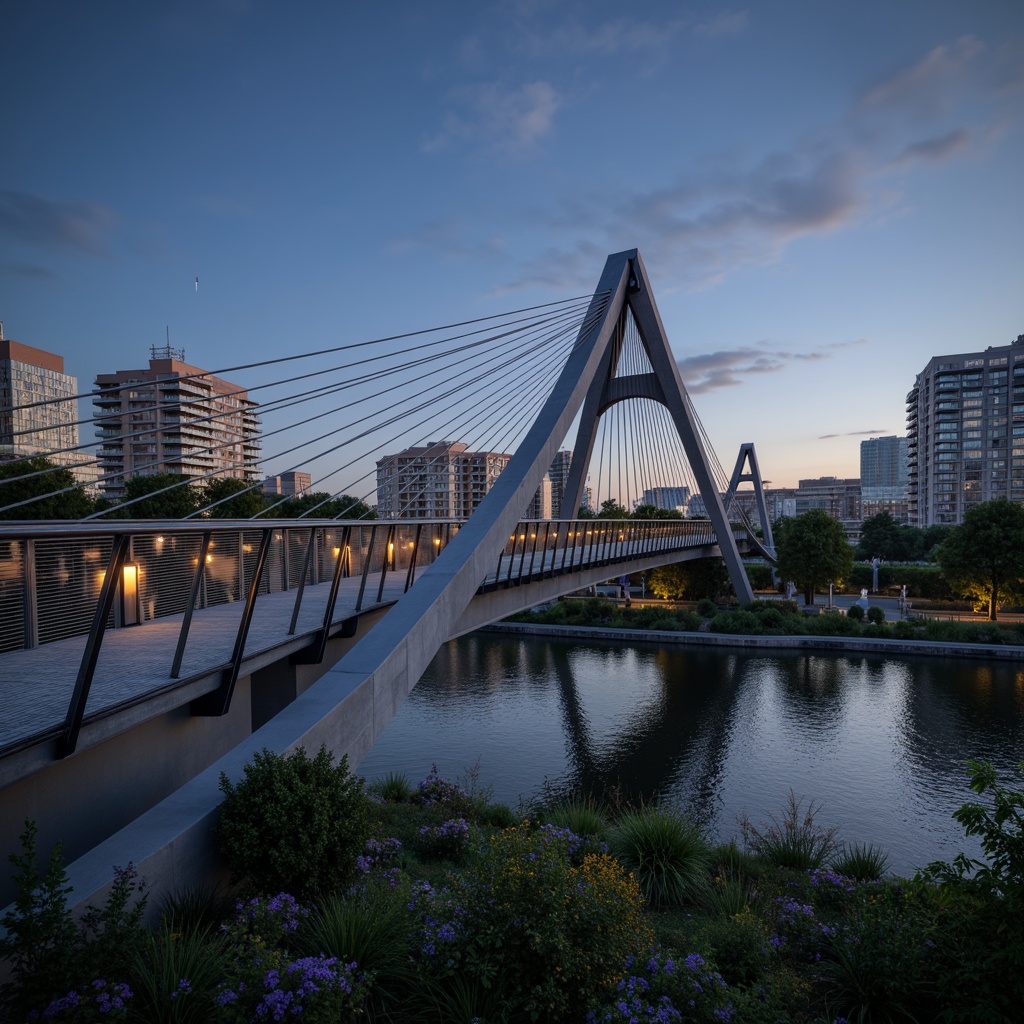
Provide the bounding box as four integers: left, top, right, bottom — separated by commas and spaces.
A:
710, 610, 762, 635
217, 745, 370, 898
607, 805, 711, 907
369, 770, 412, 803
845, 603, 864, 621
539, 795, 609, 841
916, 760, 1024, 1020
832, 843, 890, 881
696, 598, 718, 618
409, 822, 651, 1019
866, 605, 885, 624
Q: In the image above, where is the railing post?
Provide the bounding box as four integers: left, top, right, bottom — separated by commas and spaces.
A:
191, 527, 273, 717
355, 525, 377, 611
23, 538, 38, 650
57, 533, 131, 757
171, 530, 212, 678
288, 527, 318, 635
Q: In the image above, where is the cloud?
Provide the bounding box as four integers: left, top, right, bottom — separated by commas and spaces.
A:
818, 429, 890, 439
0, 261, 59, 282
858, 35, 984, 118
424, 80, 562, 155
0, 190, 115, 255
891, 128, 973, 169
693, 11, 749, 37
676, 344, 831, 394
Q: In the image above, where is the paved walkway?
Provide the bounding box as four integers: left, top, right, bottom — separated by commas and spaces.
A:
0, 573, 409, 753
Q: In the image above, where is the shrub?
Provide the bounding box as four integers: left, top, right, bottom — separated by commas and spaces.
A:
588, 948, 732, 1023
0, 821, 144, 1020
916, 760, 1024, 1019
130, 924, 230, 1023
832, 843, 890, 881
866, 605, 885, 624
409, 822, 650, 1019
157, 883, 235, 934
417, 817, 472, 862
739, 792, 839, 871
479, 801, 517, 829
710, 610, 762, 635
846, 603, 864, 621
411, 763, 478, 817
299, 884, 415, 1020
370, 770, 412, 803
696, 598, 717, 618
539, 794, 610, 841
607, 805, 711, 906
217, 745, 370, 898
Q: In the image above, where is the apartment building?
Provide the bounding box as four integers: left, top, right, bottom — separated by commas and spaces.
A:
0, 327, 97, 490
860, 435, 909, 522
906, 334, 1024, 526
375, 440, 512, 519
93, 345, 260, 500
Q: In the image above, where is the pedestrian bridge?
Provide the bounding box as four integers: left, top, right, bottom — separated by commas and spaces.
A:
0, 248, 773, 915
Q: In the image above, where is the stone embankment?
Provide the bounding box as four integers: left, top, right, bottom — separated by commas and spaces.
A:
482, 621, 1024, 661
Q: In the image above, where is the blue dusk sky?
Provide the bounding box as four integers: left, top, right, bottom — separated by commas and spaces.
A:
2, 0, 1022, 489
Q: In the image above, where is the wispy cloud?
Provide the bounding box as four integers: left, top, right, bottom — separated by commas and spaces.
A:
424, 80, 562, 155
891, 128, 973, 169
677, 344, 831, 394
0, 190, 115, 255
693, 11, 749, 37
818, 429, 890, 439
0, 261, 59, 283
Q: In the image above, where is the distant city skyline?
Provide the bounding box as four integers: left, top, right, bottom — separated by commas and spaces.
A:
3, 2, 1022, 489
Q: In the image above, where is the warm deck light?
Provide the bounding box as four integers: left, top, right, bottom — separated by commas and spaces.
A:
121, 561, 139, 626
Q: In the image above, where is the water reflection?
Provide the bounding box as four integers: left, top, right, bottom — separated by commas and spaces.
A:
357, 635, 1024, 875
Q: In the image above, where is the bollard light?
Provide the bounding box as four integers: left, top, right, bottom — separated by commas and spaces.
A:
121, 561, 139, 626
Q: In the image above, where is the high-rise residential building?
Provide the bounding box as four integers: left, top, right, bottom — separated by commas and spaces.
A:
549, 449, 573, 518
640, 485, 690, 511
0, 327, 97, 491
906, 334, 1024, 526
525, 475, 552, 519
262, 471, 312, 497
375, 440, 512, 519
93, 345, 261, 500
860, 435, 909, 522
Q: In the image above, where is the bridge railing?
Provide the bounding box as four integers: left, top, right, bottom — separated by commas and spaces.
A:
0, 519, 466, 656
482, 517, 717, 590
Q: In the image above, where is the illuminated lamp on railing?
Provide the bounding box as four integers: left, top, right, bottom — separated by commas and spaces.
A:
121, 561, 139, 626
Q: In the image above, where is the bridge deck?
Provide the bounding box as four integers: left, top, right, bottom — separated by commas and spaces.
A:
0, 574, 407, 755
0, 526, 723, 761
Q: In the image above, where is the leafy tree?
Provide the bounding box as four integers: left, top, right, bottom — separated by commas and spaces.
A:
632, 503, 683, 520
203, 476, 267, 518
596, 498, 629, 519
0, 457, 93, 519
273, 491, 376, 519
773, 509, 854, 606
647, 557, 729, 601
577, 505, 596, 519
110, 472, 201, 518
937, 498, 1024, 620
856, 511, 902, 560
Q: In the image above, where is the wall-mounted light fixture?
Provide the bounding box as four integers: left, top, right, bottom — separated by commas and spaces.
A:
121, 561, 139, 626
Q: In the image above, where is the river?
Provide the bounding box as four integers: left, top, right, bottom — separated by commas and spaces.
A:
357, 633, 1024, 876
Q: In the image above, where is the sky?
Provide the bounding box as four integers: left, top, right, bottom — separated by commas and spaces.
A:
3, 0, 1023, 490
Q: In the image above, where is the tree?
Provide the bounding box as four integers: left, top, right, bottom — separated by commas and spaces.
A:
936, 498, 1024, 620
203, 477, 267, 518
110, 472, 201, 519
274, 491, 376, 519
773, 509, 854, 606
632, 504, 683, 520
856, 511, 902, 560
647, 557, 729, 601
596, 498, 629, 519
0, 457, 94, 519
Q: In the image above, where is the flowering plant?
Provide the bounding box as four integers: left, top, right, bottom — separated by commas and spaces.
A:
418, 817, 472, 862
30, 980, 133, 1021
588, 949, 732, 1023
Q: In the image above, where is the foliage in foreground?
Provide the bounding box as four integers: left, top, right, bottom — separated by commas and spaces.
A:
216, 744, 370, 899
5, 758, 1024, 1023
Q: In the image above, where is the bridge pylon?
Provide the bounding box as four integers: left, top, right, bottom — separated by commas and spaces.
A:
724, 442, 776, 559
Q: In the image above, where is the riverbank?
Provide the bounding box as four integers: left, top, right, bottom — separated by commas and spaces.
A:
482, 619, 1024, 661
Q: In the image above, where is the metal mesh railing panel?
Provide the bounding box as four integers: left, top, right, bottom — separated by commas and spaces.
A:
0, 540, 26, 652
135, 533, 203, 622
35, 536, 114, 645
206, 531, 241, 606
